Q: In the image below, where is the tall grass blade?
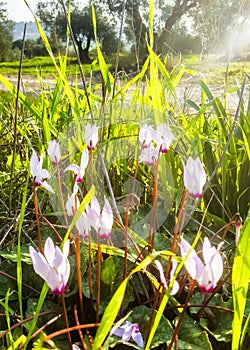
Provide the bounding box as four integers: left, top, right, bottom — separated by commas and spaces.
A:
24, 284, 49, 349
92, 4, 113, 95
17, 157, 29, 320
231, 215, 250, 349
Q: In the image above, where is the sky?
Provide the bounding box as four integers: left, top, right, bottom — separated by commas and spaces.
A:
5, 0, 39, 22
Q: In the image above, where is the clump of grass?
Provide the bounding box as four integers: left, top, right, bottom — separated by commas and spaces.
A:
0, 1, 249, 349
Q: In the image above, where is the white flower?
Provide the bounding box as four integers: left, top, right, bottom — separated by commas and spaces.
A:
138, 125, 155, 148
138, 145, 160, 165
180, 237, 223, 293
48, 140, 61, 165
30, 150, 54, 192
85, 123, 98, 150
75, 210, 92, 238
65, 148, 89, 183
157, 123, 175, 153
29, 237, 70, 295
154, 259, 179, 295
183, 156, 206, 198
99, 197, 114, 239
72, 345, 81, 350
65, 183, 80, 217
85, 196, 114, 239
138, 124, 175, 165
111, 321, 144, 347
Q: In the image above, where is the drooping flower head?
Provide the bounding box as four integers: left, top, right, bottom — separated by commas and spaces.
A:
99, 197, 114, 239
85, 123, 99, 150
111, 321, 144, 347
30, 150, 54, 192
138, 146, 160, 166
75, 211, 92, 239
154, 259, 179, 295
48, 140, 61, 165
157, 123, 175, 153
85, 196, 114, 239
138, 124, 175, 165
180, 237, 223, 293
66, 183, 80, 217
29, 237, 70, 295
65, 148, 89, 183
183, 156, 206, 198
138, 125, 155, 148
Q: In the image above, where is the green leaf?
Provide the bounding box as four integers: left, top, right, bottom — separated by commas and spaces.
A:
200, 298, 234, 343
101, 256, 117, 285
232, 216, 250, 349
178, 315, 212, 350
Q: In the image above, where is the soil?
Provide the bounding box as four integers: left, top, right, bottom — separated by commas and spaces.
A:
0, 74, 246, 115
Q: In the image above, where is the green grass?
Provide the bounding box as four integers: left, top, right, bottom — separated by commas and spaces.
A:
0, 55, 104, 76
0, 5, 250, 349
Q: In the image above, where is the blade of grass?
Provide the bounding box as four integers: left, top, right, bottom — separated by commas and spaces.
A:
16, 151, 29, 321
24, 283, 49, 349
92, 4, 114, 95
231, 215, 250, 349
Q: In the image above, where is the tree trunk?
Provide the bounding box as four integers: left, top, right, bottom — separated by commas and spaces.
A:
76, 37, 92, 64
156, 0, 197, 55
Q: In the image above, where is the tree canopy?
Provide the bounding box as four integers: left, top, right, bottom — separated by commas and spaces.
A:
36, 0, 118, 63
0, 2, 14, 62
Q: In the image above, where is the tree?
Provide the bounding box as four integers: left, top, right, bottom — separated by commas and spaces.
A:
36, 0, 118, 63
190, 0, 248, 55
0, 2, 14, 62
12, 38, 47, 59
104, 0, 200, 57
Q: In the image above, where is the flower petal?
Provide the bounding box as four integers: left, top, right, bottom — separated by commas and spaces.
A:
29, 246, 50, 281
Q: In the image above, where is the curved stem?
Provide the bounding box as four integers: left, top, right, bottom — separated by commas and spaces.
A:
33, 183, 43, 253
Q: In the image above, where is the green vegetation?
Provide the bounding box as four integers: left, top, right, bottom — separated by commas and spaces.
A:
0, 2, 250, 350
0, 55, 104, 76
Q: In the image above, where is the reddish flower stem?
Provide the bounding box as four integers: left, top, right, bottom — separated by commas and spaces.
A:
61, 293, 72, 348
33, 183, 43, 253
75, 236, 84, 320
56, 160, 69, 228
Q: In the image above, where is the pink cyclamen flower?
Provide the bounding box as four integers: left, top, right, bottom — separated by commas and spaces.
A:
85, 123, 98, 150
75, 210, 92, 238
138, 145, 160, 166
72, 345, 81, 350
138, 124, 174, 165
66, 183, 80, 217
65, 148, 89, 183
111, 321, 144, 347
183, 156, 206, 198
157, 123, 175, 153
138, 125, 155, 148
180, 237, 223, 293
30, 150, 54, 192
154, 259, 179, 295
85, 196, 114, 239
99, 197, 114, 239
29, 237, 70, 295
48, 140, 61, 165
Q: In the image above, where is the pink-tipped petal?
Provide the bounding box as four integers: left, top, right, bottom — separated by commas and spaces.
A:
184, 157, 206, 199
48, 140, 61, 164
85, 123, 99, 150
